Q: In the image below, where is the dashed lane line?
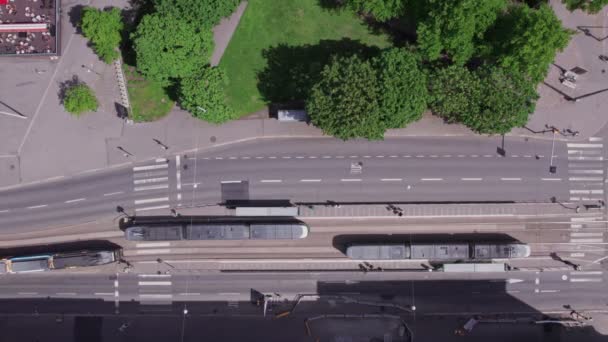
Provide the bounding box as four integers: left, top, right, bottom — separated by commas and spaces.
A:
103, 191, 124, 196
138, 281, 172, 286
381, 178, 402, 182
421, 178, 443, 181
569, 177, 604, 181
300, 179, 322, 182
65, 198, 86, 204
260, 179, 282, 183
501, 178, 522, 181
341, 178, 362, 182
567, 143, 603, 148
541, 178, 562, 181
136, 242, 171, 248
461, 178, 482, 181
27, 204, 48, 209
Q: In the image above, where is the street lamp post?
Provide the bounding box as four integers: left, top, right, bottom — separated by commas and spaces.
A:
549, 128, 557, 174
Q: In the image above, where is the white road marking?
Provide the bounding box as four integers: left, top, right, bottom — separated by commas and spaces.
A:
282, 156, 291, 159
381, 178, 402, 182
540, 290, 560, 293
501, 178, 521, 181
229, 157, 237, 160
570, 278, 603, 282
18, 292, 38, 295
308, 156, 317, 159
218, 292, 241, 296
0, 209, 9, 213
296, 156, 305, 159
220, 180, 242, 184
268, 156, 276, 159
336, 156, 345, 158
134, 205, 170, 212
567, 143, 603, 148
390, 155, 398, 158
541, 178, 562, 181
322, 156, 332, 159
65, 198, 86, 203
421, 178, 443, 181
341, 179, 361, 182
484, 155, 493, 157
568, 156, 604, 161
571, 271, 603, 275
133, 164, 168, 172
300, 179, 322, 182
569, 177, 604, 181
571, 217, 601, 222
139, 294, 173, 299
535, 278, 540, 285
103, 191, 124, 196
589, 137, 603, 141
56, 292, 77, 296
94, 292, 114, 296
461, 178, 482, 181
570, 238, 604, 243
176, 155, 181, 190
568, 169, 604, 174
430, 155, 438, 158
260, 179, 282, 183
570, 233, 604, 237
27, 204, 47, 209
138, 281, 172, 286
135, 249, 171, 255
134, 184, 169, 192
134, 197, 169, 205
133, 177, 168, 185
570, 190, 604, 194
215, 157, 224, 160
570, 253, 585, 257
568, 150, 603, 155
179, 293, 201, 296
155, 158, 167, 163
135, 242, 171, 248
349, 156, 358, 158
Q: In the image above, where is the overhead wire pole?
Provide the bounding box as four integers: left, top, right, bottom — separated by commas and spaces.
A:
549, 128, 557, 174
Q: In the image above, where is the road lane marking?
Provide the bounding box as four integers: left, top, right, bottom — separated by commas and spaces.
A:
571, 217, 601, 222
56, 292, 77, 296
139, 294, 173, 299
133, 164, 168, 172
381, 178, 402, 182
18, 292, 38, 295
220, 180, 242, 184
570, 233, 604, 237
179, 293, 201, 296
570, 253, 585, 257
570, 278, 602, 282
135, 248, 171, 255
568, 156, 604, 161
27, 204, 47, 209
501, 178, 521, 181
218, 292, 241, 296
322, 156, 331, 159
300, 179, 322, 182
540, 290, 560, 293
94, 292, 114, 296
0, 209, 9, 213
421, 178, 443, 181
133, 177, 168, 185
138, 274, 172, 278
103, 191, 124, 196
134, 197, 169, 205
571, 271, 603, 275
282, 156, 291, 159
568, 150, 603, 155
308, 156, 317, 159
65, 198, 86, 203
570, 190, 604, 194
569, 177, 604, 181
138, 281, 172, 286
567, 143, 603, 148
176, 155, 181, 191
461, 178, 482, 181
260, 179, 282, 183
296, 156, 305, 159
134, 184, 169, 192
484, 155, 493, 157
155, 158, 167, 163
541, 178, 561, 181
568, 169, 604, 174
341, 179, 361, 182
135, 205, 170, 212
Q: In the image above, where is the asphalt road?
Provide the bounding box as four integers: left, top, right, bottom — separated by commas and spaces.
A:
0, 269, 605, 316
0, 136, 579, 231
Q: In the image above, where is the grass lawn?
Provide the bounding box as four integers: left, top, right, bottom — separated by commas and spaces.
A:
219, 0, 392, 117
123, 65, 174, 122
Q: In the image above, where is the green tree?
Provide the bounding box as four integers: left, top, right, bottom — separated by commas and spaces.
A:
131, 13, 214, 85
154, 0, 240, 28
80, 7, 124, 64
373, 48, 428, 128
417, 0, 506, 65
63, 84, 99, 116
179, 67, 236, 124
346, 0, 408, 21
307, 55, 385, 140
429, 65, 539, 134
562, 0, 608, 13
465, 67, 539, 134
428, 65, 483, 124
485, 4, 573, 83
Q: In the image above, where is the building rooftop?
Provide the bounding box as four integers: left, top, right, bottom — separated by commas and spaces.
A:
0, 0, 59, 56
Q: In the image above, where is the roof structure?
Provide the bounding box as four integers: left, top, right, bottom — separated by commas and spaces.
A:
0, 0, 60, 56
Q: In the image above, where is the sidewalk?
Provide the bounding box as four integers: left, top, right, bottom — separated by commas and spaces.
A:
0, 0, 607, 190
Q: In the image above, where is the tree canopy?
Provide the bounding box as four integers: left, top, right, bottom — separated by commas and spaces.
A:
307, 55, 385, 140
80, 7, 124, 64
153, 0, 241, 28
131, 13, 214, 85
416, 0, 506, 65
179, 67, 237, 124
429, 65, 538, 134
562, 0, 608, 13
484, 4, 573, 83
345, 0, 408, 21
373, 48, 428, 128
63, 83, 99, 116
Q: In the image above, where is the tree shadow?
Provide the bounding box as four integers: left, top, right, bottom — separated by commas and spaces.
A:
68, 4, 85, 34
57, 75, 82, 104
256, 38, 380, 105
316, 0, 346, 10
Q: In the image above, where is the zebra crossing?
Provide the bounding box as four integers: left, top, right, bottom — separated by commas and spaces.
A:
568, 216, 605, 260
132, 158, 171, 213
569, 270, 604, 283
567, 138, 605, 203
137, 274, 174, 306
